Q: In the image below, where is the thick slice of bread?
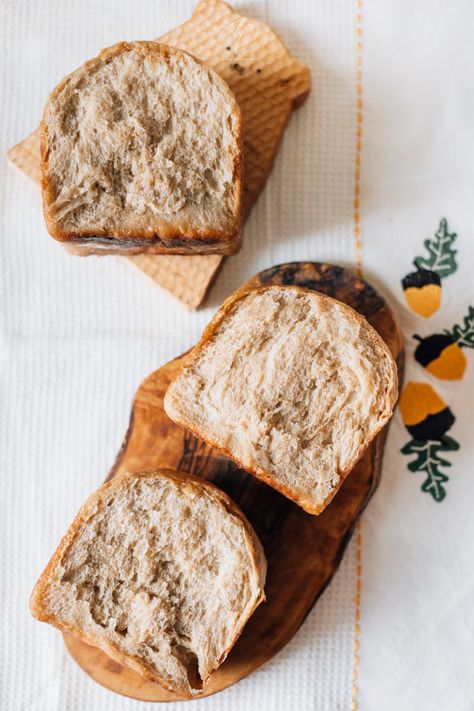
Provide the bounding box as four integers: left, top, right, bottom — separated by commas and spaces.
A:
41, 41, 242, 255
30, 470, 266, 697
164, 285, 399, 515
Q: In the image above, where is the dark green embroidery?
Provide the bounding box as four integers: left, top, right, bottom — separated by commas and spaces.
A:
401, 218, 457, 318
401, 435, 460, 502
399, 218, 463, 501
413, 218, 458, 278
451, 305, 474, 348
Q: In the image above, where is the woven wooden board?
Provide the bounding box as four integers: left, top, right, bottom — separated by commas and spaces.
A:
7, 0, 310, 308
62, 263, 404, 701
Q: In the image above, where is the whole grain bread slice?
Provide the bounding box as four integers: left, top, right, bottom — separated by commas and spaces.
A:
164, 285, 399, 514
30, 469, 266, 697
41, 41, 242, 255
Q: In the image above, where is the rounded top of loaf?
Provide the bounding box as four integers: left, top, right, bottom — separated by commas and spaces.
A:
30, 469, 265, 697
41, 41, 242, 252
165, 284, 398, 514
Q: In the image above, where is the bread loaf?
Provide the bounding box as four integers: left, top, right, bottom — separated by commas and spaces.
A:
41, 41, 242, 255
164, 285, 398, 514
30, 470, 266, 697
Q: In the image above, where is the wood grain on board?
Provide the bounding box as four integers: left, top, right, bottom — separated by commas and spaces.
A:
7, 0, 310, 308
62, 262, 404, 701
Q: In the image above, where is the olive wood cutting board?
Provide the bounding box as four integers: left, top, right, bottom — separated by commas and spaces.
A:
7, 0, 310, 308
63, 262, 404, 701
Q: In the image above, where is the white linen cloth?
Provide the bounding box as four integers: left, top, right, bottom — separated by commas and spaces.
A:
360, 2, 474, 709
0, 1, 360, 710
1, 1, 473, 710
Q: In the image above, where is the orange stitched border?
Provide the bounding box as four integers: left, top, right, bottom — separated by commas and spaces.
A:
351, 1, 364, 709
351, 519, 363, 710
354, 0, 363, 277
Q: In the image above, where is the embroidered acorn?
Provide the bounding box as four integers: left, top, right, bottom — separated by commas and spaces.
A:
399, 382, 459, 502
399, 382, 455, 440
413, 305, 474, 380
401, 218, 457, 318
402, 269, 441, 318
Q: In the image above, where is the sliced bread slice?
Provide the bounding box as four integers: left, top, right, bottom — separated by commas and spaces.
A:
41, 41, 242, 255
164, 285, 398, 514
30, 470, 266, 697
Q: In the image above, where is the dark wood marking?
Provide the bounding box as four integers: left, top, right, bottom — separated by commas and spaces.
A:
258, 262, 385, 320
63, 262, 404, 702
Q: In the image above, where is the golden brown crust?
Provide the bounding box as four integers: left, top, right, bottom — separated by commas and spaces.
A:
30, 469, 265, 697
164, 285, 399, 515
41, 41, 243, 256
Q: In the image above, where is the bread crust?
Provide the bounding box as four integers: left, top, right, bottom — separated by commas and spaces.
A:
164, 285, 399, 515
41, 41, 243, 255
30, 469, 266, 697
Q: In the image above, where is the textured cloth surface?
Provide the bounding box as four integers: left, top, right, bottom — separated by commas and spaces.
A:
4, 1, 472, 709
360, 2, 474, 709
0, 1, 360, 710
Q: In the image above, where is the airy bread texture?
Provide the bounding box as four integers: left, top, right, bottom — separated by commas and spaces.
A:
41, 41, 242, 255
164, 285, 398, 514
30, 470, 266, 697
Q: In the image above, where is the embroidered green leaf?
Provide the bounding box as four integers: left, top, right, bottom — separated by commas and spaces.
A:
400, 435, 460, 502
451, 305, 474, 348
414, 218, 457, 279
420, 472, 449, 502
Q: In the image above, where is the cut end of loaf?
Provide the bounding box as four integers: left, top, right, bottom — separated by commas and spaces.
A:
164, 285, 398, 514
30, 469, 265, 697
41, 41, 242, 255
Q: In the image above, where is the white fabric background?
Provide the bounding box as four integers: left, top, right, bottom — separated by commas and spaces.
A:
4, 1, 473, 709
360, 2, 474, 709
0, 1, 361, 710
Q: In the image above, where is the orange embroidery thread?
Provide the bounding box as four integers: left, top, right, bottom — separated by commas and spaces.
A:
352, 1, 364, 709
354, 0, 363, 277
351, 519, 363, 711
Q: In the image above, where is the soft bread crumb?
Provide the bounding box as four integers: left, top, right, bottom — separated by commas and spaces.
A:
41, 42, 242, 254
30, 470, 266, 697
164, 286, 398, 514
